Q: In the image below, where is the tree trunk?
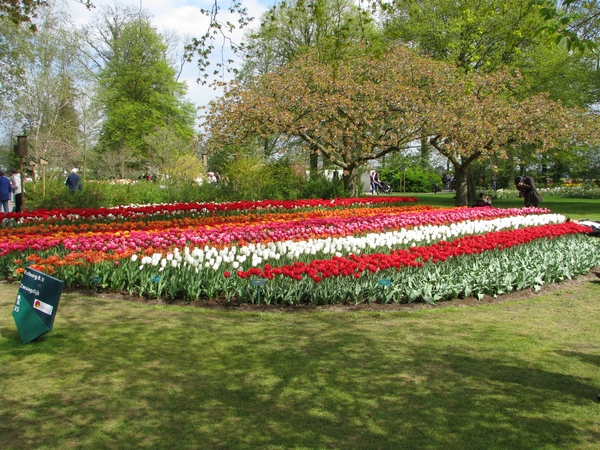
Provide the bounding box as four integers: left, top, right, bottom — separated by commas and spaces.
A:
466, 166, 477, 206
454, 164, 469, 206
309, 147, 319, 172
342, 165, 359, 196
420, 137, 430, 168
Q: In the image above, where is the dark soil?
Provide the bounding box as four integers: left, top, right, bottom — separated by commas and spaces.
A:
68, 268, 600, 314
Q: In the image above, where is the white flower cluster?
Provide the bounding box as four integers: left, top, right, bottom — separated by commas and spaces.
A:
131, 214, 565, 272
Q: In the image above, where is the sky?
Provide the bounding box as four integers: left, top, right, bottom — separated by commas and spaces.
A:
67, 0, 271, 117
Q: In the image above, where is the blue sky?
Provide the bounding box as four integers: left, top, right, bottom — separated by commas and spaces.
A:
68, 0, 271, 118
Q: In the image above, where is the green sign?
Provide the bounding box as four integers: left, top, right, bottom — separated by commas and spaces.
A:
12, 268, 64, 343
378, 279, 391, 287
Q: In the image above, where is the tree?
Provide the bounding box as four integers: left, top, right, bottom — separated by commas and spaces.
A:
204, 46, 451, 195
237, 0, 379, 167
426, 69, 596, 205
241, 0, 377, 76
0, 0, 93, 30
382, 0, 548, 73
85, 5, 196, 173
535, 0, 599, 51
143, 126, 202, 180
381, 0, 599, 201
5, 4, 84, 170
0, 17, 24, 115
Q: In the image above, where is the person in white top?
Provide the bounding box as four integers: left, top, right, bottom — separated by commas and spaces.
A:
9, 169, 22, 212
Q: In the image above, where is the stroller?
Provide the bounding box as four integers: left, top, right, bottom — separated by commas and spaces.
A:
377, 180, 393, 194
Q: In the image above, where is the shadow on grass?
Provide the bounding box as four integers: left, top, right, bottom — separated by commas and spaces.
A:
560, 351, 600, 368
2, 295, 600, 449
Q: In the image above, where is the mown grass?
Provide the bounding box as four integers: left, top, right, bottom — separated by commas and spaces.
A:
411, 193, 600, 221
1, 277, 600, 449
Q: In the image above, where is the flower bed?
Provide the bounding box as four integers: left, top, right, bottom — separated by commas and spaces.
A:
2, 198, 599, 305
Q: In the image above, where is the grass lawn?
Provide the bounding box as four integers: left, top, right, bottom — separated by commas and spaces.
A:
2, 278, 600, 449
2, 195, 600, 449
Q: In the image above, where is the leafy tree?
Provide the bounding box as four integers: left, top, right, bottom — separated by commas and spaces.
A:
87, 6, 196, 173
143, 126, 201, 180
237, 0, 379, 167
534, 0, 599, 51
381, 0, 599, 201
382, 0, 548, 73
241, 0, 377, 77
5, 5, 84, 170
205, 46, 450, 195
426, 68, 596, 205
0, 0, 93, 30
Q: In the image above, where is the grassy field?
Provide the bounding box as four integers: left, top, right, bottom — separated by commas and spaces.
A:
2, 281, 600, 449
1, 196, 600, 449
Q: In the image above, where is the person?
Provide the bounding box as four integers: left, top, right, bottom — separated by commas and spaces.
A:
65, 168, 82, 192
473, 193, 492, 207
374, 172, 384, 194
568, 219, 600, 237
0, 170, 12, 213
8, 169, 22, 212
492, 174, 497, 191
515, 176, 542, 207
369, 171, 378, 195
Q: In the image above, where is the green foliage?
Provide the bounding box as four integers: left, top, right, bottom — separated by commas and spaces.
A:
23, 159, 347, 210
383, 0, 547, 73
241, 0, 380, 80
24, 178, 105, 210
95, 16, 196, 168
299, 173, 346, 199
380, 159, 441, 193
216, 156, 345, 201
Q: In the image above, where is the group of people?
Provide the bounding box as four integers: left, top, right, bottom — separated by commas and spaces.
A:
470, 175, 542, 208
0, 169, 23, 213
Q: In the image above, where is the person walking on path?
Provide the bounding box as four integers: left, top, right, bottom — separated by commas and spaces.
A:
8, 169, 22, 212
65, 168, 83, 192
369, 171, 378, 195
0, 170, 12, 213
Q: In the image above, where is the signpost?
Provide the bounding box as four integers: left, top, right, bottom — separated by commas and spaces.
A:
378, 278, 391, 304
251, 278, 265, 304
12, 268, 64, 343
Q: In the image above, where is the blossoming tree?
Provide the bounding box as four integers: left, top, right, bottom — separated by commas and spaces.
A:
425, 68, 596, 205
203, 46, 449, 195
204, 44, 597, 200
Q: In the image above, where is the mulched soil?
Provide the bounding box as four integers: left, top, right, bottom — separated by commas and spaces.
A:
67, 267, 600, 314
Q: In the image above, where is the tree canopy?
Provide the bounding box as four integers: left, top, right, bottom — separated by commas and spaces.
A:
92, 13, 196, 169
0, 0, 93, 29
204, 45, 594, 201
205, 46, 443, 194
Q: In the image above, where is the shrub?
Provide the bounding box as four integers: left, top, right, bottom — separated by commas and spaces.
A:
380, 166, 441, 193
23, 160, 346, 210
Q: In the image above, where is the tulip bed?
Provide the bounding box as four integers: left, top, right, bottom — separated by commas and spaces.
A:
2, 196, 599, 305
